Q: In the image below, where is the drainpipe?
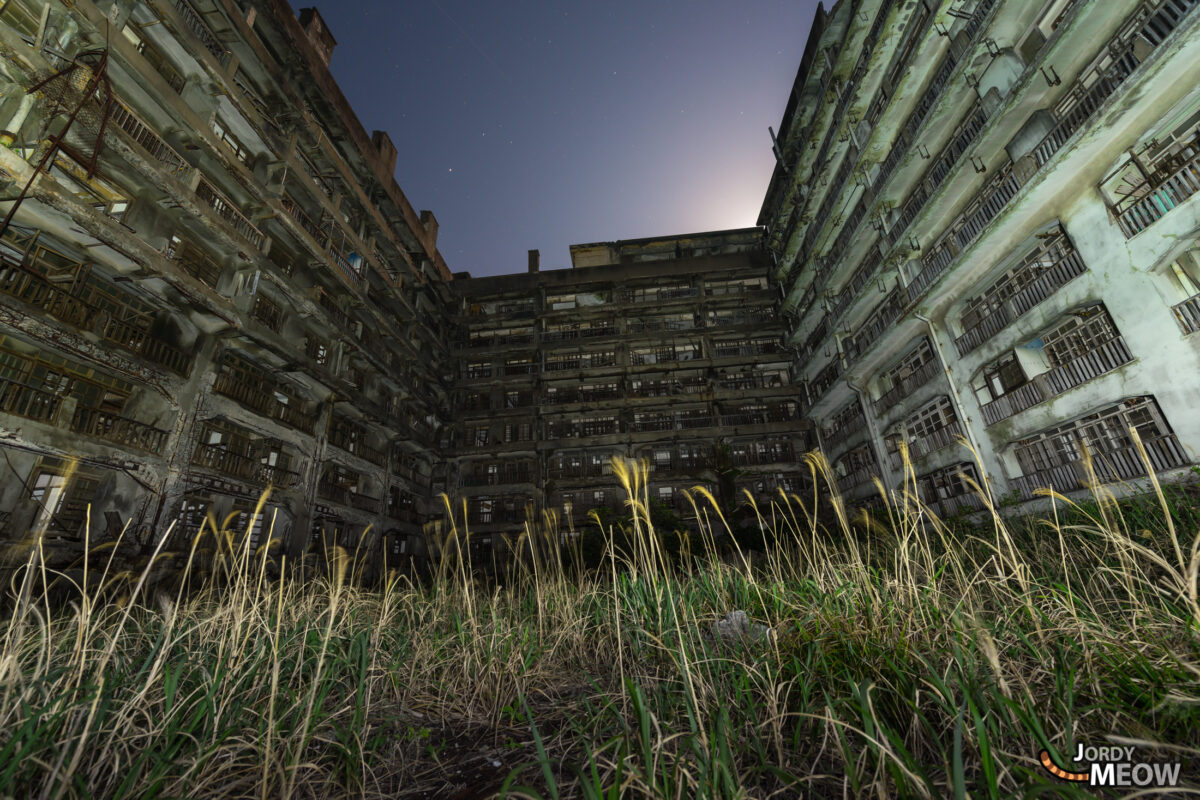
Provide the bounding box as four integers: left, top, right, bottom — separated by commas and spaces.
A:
913, 311, 992, 488
844, 377, 892, 495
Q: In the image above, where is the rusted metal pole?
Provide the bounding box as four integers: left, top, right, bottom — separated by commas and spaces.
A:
0, 49, 110, 239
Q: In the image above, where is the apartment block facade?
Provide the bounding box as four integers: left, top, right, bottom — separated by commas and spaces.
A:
762, 0, 1200, 514
0, 0, 454, 571
449, 232, 810, 557
0, 0, 808, 576
6, 0, 1199, 580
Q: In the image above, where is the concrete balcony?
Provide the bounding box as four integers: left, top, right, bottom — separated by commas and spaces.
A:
874, 358, 941, 416
836, 464, 879, 496
547, 464, 606, 480
933, 492, 986, 517
316, 480, 350, 506
329, 429, 388, 467
954, 249, 1086, 356
212, 372, 317, 433
195, 177, 264, 248
462, 468, 534, 487
468, 509, 525, 526
347, 493, 381, 514
1035, 0, 1197, 172
0, 255, 192, 374
808, 359, 844, 405
712, 339, 780, 358
110, 101, 188, 176
170, 0, 231, 65
1115, 141, 1200, 238
728, 446, 794, 467
1013, 434, 1189, 498
70, 407, 169, 453
0, 378, 64, 424
906, 423, 961, 460
190, 443, 299, 488
0, 376, 172, 453
980, 337, 1134, 426
848, 289, 904, 362
823, 408, 866, 450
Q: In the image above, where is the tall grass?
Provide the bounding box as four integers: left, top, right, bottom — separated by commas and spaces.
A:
1, 438, 1199, 798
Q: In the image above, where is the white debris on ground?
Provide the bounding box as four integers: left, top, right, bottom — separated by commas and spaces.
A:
710, 610, 774, 644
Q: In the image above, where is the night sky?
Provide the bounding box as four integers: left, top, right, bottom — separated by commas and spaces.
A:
317, 1, 820, 277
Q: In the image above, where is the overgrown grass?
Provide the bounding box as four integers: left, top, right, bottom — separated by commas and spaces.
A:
2, 437, 1199, 798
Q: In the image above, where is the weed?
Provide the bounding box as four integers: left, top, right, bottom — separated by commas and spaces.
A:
0, 442, 1197, 797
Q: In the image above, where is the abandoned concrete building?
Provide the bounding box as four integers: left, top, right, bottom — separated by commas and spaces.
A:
0, 0, 456, 569
3, 0, 1200, 577
449, 231, 808, 556
762, 0, 1200, 514
0, 0, 807, 572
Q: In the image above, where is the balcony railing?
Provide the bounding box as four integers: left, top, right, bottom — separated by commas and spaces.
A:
191, 443, 260, 482
631, 418, 675, 433
824, 409, 866, 449
935, 493, 987, 517
313, 288, 352, 331
954, 162, 1022, 250
809, 358, 843, 404
907, 423, 961, 459
328, 244, 362, 286
130, 31, 187, 93
110, 101, 188, 176
281, 195, 327, 245
874, 358, 942, 416
729, 446, 795, 467
1014, 434, 1189, 497
954, 249, 1086, 356
981, 337, 1133, 426
195, 177, 263, 248
504, 362, 536, 375
886, 0, 1197, 304
348, 493, 381, 514
0, 256, 93, 329
0, 255, 192, 374
548, 464, 606, 480
258, 462, 301, 488
1172, 293, 1200, 333
648, 457, 715, 473
169, 0, 230, 65
1041, 336, 1134, 395
980, 380, 1045, 427
330, 430, 388, 467
850, 289, 904, 360
393, 463, 432, 489
317, 481, 350, 506
463, 470, 534, 487
1116, 145, 1200, 237
101, 317, 193, 375
1033, 51, 1141, 168
212, 373, 316, 433
71, 407, 169, 452
1035, 0, 1197, 170
836, 464, 878, 496
190, 445, 297, 487
679, 413, 716, 429
546, 420, 619, 438
0, 378, 63, 423
712, 340, 779, 358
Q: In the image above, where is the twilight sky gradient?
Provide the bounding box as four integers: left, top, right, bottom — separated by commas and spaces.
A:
317, 1, 820, 276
